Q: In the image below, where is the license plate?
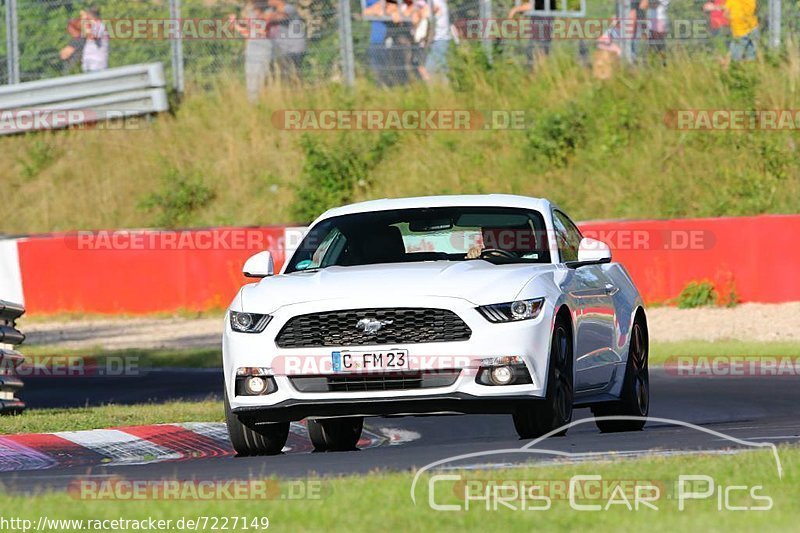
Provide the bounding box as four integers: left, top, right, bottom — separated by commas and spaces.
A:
332, 349, 409, 372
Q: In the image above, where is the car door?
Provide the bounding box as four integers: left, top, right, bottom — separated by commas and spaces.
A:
552, 210, 618, 392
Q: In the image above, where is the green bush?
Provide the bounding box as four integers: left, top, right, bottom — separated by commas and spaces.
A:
17, 137, 60, 180
525, 102, 587, 168
138, 166, 215, 228
291, 131, 400, 223
676, 280, 719, 309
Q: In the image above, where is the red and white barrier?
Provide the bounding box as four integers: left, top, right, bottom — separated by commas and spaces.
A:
0, 215, 797, 315
0, 421, 409, 472
0, 239, 24, 306
579, 214, 800, 304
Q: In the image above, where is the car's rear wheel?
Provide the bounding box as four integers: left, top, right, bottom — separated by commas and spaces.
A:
307, 417, 364, 452
592, 316, 649, 432
225, 391, 290, 456
513, 316, 573, 439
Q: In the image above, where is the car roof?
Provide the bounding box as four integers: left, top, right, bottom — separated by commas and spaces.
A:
315, 195, 554, 224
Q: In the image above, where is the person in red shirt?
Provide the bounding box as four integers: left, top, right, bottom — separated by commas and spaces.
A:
703, 0, 730, 53
705, 0, 730, 32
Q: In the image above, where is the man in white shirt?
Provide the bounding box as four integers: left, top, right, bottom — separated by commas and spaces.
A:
80, 6, 109, 72
421, 0, 451, 81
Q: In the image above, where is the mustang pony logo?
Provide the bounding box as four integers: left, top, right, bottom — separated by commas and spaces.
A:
355, 318, 393, 335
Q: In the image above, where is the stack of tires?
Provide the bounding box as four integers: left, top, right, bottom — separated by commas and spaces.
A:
0, 300, 26, 414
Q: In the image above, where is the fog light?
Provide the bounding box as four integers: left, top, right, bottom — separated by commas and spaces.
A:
244, 376, 268, 395
475, 358, 534, 387
490, 366, 514, 385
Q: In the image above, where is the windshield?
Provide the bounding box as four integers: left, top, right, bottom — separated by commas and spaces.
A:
286, 207, 551, 273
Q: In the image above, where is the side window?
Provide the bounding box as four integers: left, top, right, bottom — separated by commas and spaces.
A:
552, 211, 582, 263
296, 228, 344, 270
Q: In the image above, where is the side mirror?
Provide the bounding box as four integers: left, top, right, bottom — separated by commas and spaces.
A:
577, 237, 612, 264
243, 251, 274, 278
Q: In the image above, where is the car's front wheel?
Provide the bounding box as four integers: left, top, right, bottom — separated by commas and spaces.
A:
307, 417, 364, 452
513, 315, 574, 439
592, 316, 649, 432
225, 391, 290, 456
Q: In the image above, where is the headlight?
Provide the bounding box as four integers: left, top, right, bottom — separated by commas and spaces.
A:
477, 298, 544, 323
230, 311, 272, 333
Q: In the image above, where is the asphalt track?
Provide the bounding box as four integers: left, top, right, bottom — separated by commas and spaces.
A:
4, 369, 799, 492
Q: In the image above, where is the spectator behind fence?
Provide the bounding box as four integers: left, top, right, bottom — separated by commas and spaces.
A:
363, 0, 390, 85
703, 0, 731, 53
648, 0, 670, 63
628, 0, 648, 59
388, 0, 417, 85
421, 0, 451, 81
594, 20, 622, 79
399, 0, 431, 80
80, 6, 108, 72
725, 0, 758, 61
266, 0, 307, 83
508, 0, 556, 69
59, 19, 85, 74
229, 0, 272, 102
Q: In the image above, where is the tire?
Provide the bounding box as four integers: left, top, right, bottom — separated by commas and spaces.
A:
225, 391, 289, 456
592, 316, 649, 433
513, 316, 574, 439
307, 417, 364, 452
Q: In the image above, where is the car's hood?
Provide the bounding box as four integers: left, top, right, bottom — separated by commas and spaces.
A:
240, 261, 556, 312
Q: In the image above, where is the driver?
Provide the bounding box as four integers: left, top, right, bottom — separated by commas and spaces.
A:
465, 244, 485, 259
465, 226, 538, 259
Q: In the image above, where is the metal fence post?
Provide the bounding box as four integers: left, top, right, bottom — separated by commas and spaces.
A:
169, 0, 185, 93
338, 0, 355, 86
5, 0, 20, 84
480, 0, 492, 62
617, 0, 633, 64
769, 0, 782, 48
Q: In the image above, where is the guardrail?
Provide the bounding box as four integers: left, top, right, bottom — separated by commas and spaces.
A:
0, 300, 26, 414
0, 63, 169, 135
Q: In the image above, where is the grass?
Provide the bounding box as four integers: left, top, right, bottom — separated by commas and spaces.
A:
0, 446, 796, 531
18, 340, 800, 370
19, 309, 226, 324
1, 48, 799, 233
648, 341, 800, 365
0, 400, 222, 435
22, 345, 222, 369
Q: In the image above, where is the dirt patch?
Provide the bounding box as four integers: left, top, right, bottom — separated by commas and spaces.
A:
21, 317, 224, 350
646, 302, 800, 343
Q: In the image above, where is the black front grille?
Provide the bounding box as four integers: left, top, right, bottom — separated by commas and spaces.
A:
290, 370, 461, 393
275, 308, 472, 348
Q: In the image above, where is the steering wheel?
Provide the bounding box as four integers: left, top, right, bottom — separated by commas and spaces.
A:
480, 248, 517, 260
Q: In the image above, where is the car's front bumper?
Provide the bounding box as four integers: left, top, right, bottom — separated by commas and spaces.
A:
231, 393, 546, 422
223, 296, 555, 419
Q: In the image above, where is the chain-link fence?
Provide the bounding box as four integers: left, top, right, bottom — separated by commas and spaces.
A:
0, 0, 797, 92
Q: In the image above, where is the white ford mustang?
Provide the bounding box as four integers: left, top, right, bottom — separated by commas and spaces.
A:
223, 195, 649, 455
